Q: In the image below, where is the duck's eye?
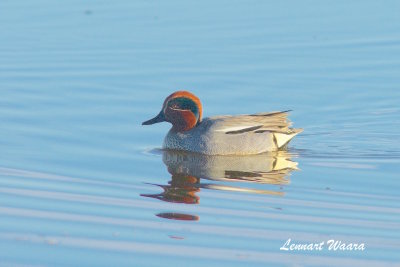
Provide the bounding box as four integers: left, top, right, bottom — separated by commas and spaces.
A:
170, 103, 180, 109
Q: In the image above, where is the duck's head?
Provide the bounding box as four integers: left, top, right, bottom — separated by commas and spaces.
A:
142, 91, 203, 132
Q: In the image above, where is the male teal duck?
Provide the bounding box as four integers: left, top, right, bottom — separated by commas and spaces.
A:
142, 91, 302, 155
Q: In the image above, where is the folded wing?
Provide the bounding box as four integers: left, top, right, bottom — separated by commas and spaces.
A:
211, 111, 302, 148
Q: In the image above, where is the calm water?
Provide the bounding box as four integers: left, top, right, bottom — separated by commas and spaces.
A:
1, 0, 400, 266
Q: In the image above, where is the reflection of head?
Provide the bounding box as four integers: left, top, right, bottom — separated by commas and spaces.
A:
141, 174, 200, 204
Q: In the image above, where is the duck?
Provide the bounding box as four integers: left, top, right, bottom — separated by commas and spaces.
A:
142, 91, 302, 155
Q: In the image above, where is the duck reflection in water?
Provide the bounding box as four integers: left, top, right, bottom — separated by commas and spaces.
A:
141, 150, 299, 208
142, 172, 200, 204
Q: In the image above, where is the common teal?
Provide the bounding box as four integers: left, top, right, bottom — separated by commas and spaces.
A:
142, 91, 302, 155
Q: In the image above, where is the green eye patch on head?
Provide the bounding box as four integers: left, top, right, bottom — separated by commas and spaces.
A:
167, 97, 200, 120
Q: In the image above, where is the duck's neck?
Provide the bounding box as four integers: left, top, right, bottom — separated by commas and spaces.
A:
168, 109, 199, 132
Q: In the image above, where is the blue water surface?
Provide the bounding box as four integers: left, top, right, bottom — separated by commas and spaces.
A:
1, 0, 400, 266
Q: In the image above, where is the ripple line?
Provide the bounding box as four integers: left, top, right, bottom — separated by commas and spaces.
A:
0, 231, 398, 267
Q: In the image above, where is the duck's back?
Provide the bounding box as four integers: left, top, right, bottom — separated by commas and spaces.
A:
163, 111, 302, 155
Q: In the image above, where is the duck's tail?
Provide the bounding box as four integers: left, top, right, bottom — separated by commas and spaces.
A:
273, 128, 303, 149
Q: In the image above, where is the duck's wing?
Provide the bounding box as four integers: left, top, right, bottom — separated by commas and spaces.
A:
206, 111, 303, 148
210, 111, 296, 134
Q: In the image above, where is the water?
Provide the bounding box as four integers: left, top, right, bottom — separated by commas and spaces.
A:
1, 0, 400, 266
